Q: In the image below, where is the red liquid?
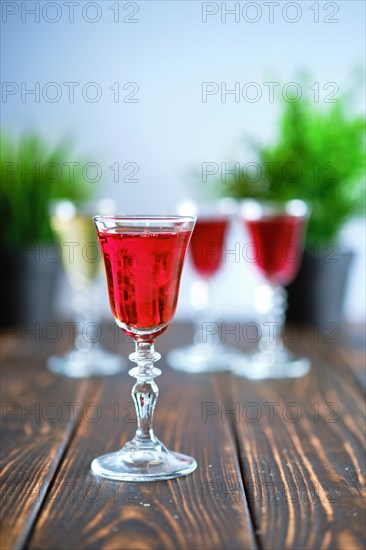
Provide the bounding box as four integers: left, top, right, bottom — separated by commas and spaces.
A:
190, 218, 228, 278
245, 216, 305, 285
97, 228, 191, 340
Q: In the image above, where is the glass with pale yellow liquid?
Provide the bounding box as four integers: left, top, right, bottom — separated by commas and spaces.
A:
47, 200, 125, 377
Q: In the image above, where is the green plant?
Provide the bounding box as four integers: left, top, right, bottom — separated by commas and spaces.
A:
213, 95, 366, 248
0, 133, 95, 248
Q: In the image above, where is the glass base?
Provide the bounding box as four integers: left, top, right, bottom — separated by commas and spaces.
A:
230, 349, 311, 379
91, 438, 197, 481
47, 347, 125, 378
167, 342, 239, 373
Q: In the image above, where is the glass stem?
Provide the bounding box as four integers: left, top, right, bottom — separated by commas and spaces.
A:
193, 310, 206, 345
72, 279, 102, 352
191, 278, 211, 345
129, 342, 162, 445
259, 285, 286, 354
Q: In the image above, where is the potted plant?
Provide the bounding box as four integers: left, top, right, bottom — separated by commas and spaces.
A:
210, 93, 365, 325
0, 133, 95, 328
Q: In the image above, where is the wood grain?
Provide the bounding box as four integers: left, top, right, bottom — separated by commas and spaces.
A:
27, 366, 257, 550
0, 359, 95, 550
1, 323, 365, 550
315, 324, 366, 392
229, 332, 365, 550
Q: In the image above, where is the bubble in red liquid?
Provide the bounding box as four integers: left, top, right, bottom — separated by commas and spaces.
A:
98, 228, 191, 339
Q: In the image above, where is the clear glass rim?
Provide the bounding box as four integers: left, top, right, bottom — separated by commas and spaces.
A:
177, 198, 237, 219
240, 199, 310, 219
93, 214, 196, 223
51, 198, 119, 218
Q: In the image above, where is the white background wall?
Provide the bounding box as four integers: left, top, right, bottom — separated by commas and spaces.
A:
2, 1, 365, 322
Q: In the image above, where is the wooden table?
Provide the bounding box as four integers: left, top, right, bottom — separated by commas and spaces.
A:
1, 322, 365, 550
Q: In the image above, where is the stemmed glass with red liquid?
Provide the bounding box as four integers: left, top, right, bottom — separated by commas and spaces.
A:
230, 199, 311, 379
167, 200, 238, 373
91, 215, 197, 481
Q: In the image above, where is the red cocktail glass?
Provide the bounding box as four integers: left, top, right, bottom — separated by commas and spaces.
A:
167, 200, 239, 372
91, 215, 197, 481
231, 199, 311, 379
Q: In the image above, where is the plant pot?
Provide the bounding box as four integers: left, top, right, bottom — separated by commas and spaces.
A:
0, 247, 61, 329
285, 249, 354, 327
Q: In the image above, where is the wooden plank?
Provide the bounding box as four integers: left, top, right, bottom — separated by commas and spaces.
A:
4, 322, 364, 549
27, 364, 257, 550
229, 332, 366, 550
0, 358, 96, 550
314, 324, 365, 392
